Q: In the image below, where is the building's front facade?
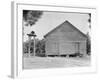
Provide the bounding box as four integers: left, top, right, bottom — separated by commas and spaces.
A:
44, 20, 87, 57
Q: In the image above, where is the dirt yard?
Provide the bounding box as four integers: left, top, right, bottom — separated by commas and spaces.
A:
23, 56, 91, 69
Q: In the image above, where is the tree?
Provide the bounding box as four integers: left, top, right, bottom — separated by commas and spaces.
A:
23, 10, 43, 26
23, 42, 29, 53
88, 13, 91, 28
86, 14, 91, 55
86, 32, 91, 55
35, 39, 46, 57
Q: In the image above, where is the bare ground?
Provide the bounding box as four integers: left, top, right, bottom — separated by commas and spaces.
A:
23, 56, 91, 69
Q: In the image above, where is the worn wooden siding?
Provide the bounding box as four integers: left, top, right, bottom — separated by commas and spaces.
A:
45, 30, 60, 55
79, 41, 87, 55
45, 21, 87, 56
59, 42, 75, 55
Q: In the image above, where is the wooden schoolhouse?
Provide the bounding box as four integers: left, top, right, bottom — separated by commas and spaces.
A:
44, 20, 87, 57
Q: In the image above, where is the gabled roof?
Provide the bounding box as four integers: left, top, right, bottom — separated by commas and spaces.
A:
44, 20, 87, 38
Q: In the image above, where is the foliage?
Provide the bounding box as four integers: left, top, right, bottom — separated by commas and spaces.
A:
23, 10, 43, 26
23, 42, 29, 53
86, 33, 91, 55
23, 39, 46, 57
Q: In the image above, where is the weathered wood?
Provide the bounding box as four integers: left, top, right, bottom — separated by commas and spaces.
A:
45, 21, 87, 56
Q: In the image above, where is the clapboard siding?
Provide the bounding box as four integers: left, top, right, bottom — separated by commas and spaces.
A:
79, 41, 87, 55
44, 20, 87, 56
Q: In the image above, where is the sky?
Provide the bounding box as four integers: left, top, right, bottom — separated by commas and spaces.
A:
23, 11, 90, 42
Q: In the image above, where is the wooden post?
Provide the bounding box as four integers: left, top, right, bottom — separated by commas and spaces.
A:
27, 31, 37, 57
33, 37, 35, 57
28, 37, 31, 57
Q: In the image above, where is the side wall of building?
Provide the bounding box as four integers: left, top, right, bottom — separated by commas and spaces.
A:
45, 22, 87, 56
